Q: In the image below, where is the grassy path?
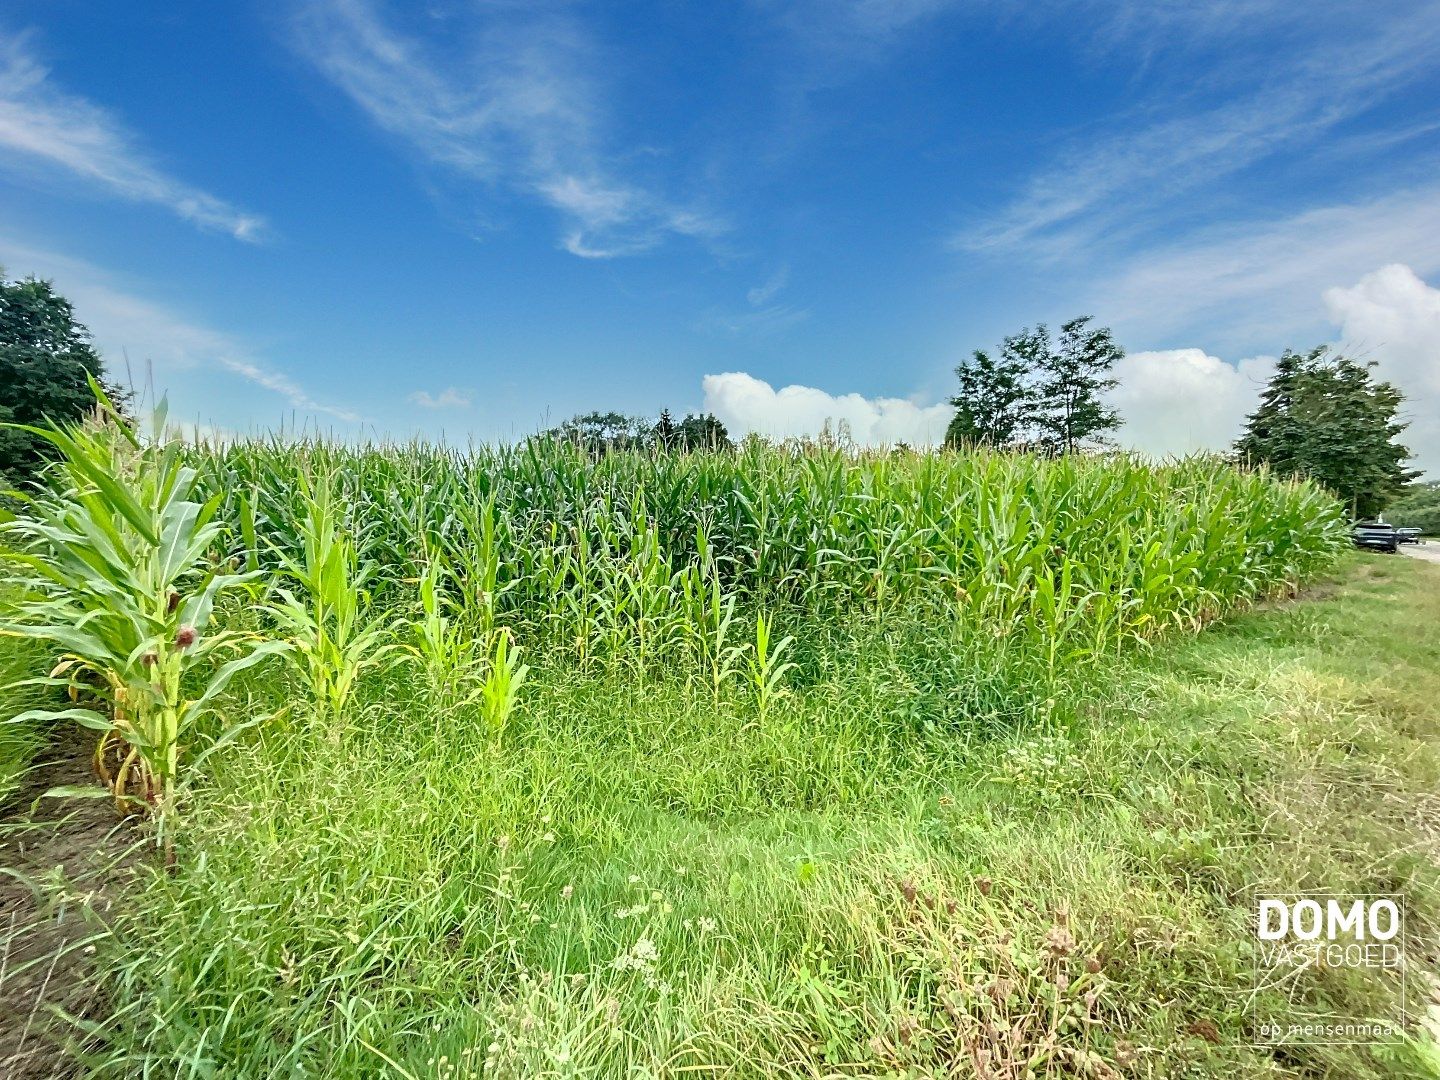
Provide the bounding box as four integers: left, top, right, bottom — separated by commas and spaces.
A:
4, 553, 1440, 1078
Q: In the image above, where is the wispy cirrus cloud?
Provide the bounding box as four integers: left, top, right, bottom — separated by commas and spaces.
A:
0, 30, 267, 241
746, 263, 790, 307
699, 263, 808, 338
1089, 185, 1440, 350
290, 0, 721, 258
956, 9, 1440, 257
0, 233, 358, 423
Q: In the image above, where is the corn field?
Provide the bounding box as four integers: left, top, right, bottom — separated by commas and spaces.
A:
5, 415, 1347, 796
200, 437, 1346, 670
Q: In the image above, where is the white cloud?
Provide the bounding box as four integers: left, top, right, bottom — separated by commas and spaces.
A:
0, 31, 266, 241
699, 264, 808, 338
702, 371, 951, 446
1093, 186, 1440, 350
408, 386, 471, 409
1104, 264, 1440, 475
699, 305, 810, 338
746, 264, 790, 307
1106, 349, 1274, 458
291, 0, 720, 257
958, 11, 1440, 257
0, 234, 358, 423
1325, 264, 1440, 476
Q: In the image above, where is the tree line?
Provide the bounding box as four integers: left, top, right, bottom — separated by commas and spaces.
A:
943, 313, 1419, 520
0, 271, 1423, 521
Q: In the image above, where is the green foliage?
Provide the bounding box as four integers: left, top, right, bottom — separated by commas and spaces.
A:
540, 409, 731, 455
195, 439, 1344, 669
2, 427, 1369, 1077
674, 411, 730, 451
267, 472, 400, 722
746, 611, 795, 722
0, 587, 48, 805
944, 345, 1031, 448
410, 558, 485, 708
1387, 480, 1440, 535
945, 316, 1122, 453
1234, 346, 1418, 519
540, 410, 651, 454
0, 273, 126, 487
1034, 316, 1123, 455
0, 392, 281, 818
63, 556, 1438, 1079
478, 627, 528, 735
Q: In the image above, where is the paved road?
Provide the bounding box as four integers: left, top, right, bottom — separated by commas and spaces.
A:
1400, 543, 1440, 564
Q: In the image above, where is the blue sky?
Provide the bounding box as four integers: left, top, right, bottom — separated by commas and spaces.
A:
2, 1, 1439, 469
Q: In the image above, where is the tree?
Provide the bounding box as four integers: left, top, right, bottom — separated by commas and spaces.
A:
944, 315, 1123, 454
1, 273, 125, 485
1033, 316, 1122, 455
541, 411, 648, 454
944, 345, 1032, 449
1388, 480, 1440, 535
653, 408, 678, 451
676, 412, 730, 452
1234, 347, 1417, 519
538, 410, 730, 454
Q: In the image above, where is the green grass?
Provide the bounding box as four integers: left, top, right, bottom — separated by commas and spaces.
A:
55, 552, 1434, 1078
0, 583, 47, 806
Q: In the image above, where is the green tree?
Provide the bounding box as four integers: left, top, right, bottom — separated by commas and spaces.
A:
1, 273, 125, 485
944, 344, 1033, 449
653, 408, 678, 451
677, 412, 730, 452
541, 411, 648, 454
1033, 316, 1122, 455
1234, 347, 1417, 519
1387, 480, 1440, 535
946, 316, 1123, 454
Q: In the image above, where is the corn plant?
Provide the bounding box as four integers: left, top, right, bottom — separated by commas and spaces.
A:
679, 527, 746, 699
747, 612, 795, 723
0, 393, 284, 823
268, 472, 401, 723
410, 557, 484, 709
479, 628, 528, 735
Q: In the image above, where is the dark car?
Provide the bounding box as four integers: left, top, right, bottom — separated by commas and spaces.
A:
1352, 521, 1400, 553
1397, 527, 1422, 545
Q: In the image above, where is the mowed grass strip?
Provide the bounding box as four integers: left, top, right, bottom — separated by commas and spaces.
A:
72, 554, 1440, 1079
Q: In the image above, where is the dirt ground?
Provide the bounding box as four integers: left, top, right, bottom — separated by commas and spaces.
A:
0, 727, 145, 1079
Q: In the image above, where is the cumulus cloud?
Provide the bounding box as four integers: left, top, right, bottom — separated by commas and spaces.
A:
1325, 263, 1440, 475
1106, 349, 1274, 458
1105, 264, 1440, 473
0, 31, 266, 241
702, 371, 951, 446
408, 386, 472, 409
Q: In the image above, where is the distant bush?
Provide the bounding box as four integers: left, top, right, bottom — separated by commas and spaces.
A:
1388, 481, 1440, 535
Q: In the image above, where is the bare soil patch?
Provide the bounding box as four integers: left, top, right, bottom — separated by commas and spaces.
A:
0, 726, 145, 1079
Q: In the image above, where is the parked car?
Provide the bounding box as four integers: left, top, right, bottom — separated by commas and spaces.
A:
1397, 527, 1422, 545
1352, 521, 1400, 553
